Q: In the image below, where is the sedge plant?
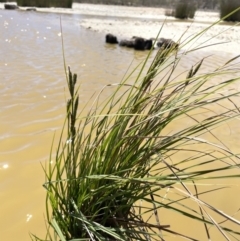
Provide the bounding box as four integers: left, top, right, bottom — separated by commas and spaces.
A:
33, 17, 240, 241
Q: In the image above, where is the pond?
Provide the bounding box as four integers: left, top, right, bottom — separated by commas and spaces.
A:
0, 7, 240, 241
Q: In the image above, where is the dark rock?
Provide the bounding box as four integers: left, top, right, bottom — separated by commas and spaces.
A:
134, 37, 146, 50
134, 37, 152, 50
157, 38, 179, 49
105, 34, 153, 51
4, 3, 19, 10
106, 33, 118, 44
120, 37, 152, 50
119, 39, 135, 48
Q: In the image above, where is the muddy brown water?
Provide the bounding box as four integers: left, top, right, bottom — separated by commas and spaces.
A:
0, 9, 240, 241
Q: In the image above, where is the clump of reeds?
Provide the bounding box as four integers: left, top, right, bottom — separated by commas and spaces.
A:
220, 0, 240, 22
33, 20, 240, 241
165, 0, 196, 19
16, 0, 72, 8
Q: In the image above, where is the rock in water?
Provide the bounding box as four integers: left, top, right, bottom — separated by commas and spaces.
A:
106, 34, 118, 44
157, 38, 178, 49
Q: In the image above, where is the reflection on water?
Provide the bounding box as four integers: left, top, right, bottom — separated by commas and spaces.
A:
0, 8, 240, 241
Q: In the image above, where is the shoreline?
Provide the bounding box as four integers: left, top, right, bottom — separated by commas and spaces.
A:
74, 4, 239, 54
0, 2, 220, 21
1, 3, 239, 53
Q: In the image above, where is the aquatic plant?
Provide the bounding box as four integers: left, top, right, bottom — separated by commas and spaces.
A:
32, 18, 240, 241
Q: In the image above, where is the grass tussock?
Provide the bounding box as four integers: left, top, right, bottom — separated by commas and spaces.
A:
220, 0, 240, 22
165, 0, 197, 19
33, 21, 240, 241
16, 0, 72, 8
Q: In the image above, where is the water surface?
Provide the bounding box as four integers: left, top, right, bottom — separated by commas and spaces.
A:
0, 8, 240, 241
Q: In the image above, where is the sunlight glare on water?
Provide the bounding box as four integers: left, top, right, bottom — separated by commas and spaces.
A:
0, 8, 147, 241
